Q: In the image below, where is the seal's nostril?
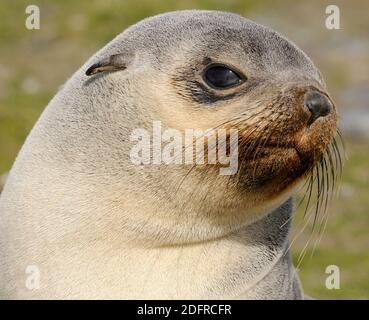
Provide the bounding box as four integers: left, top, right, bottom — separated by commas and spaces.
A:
304, 91, 331, 124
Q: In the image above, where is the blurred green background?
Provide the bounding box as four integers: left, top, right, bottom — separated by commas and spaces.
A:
0, 0, 368, 299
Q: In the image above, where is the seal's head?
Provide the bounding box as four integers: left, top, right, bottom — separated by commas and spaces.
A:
81, 10, 339, 243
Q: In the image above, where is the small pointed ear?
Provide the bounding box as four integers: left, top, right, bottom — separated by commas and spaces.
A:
85, 54, 126, 76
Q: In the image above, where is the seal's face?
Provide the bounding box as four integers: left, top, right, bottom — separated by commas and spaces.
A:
163, 16, 338, 202
85, 11, 340, 237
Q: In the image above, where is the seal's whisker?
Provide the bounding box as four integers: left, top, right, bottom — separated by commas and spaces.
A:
297, 173, 313, 216
313, 188, 333, 252
296, 129, 344, 264
318, 145, 338, 232
173, 113, 246, 193
325, 145, 336, 193
315, 157, 330, 231
296, 237, 311, 268
173, 109, 269, 216
174, 163, 197, 195
240, 113, 275, 160
174, 104, 270, 188
322, 156, 330, 217
337, 128, 346, 155
317, 159, 327, 226
252, 112, 282, 154
310, 153, 335, 258
332, 144, 341, 180
332, 136, 344, 177
284, 203, 315, 259
280, 214, 293, 229
328, 146, 337, 199
330, 139, 342, 199
295, 165, 321, 267
296, 181, 324, 267
281, 172, 312, 229
251, 115, 283, 179
311, 162, 322, 230
235, 137, 248, 185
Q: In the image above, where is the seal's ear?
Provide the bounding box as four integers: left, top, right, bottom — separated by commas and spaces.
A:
85, 54, 126, 76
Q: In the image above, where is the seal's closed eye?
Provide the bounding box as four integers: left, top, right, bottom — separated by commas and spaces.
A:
203, 64, 245, 89
85, 54, 126, 76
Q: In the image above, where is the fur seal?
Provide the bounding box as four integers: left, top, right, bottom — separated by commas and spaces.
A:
0, 10, 339, 299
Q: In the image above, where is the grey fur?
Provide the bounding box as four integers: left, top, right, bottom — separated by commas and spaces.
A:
0, 10, 333, 299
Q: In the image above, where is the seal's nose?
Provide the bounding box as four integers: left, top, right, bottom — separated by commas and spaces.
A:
304, 91, 332, 124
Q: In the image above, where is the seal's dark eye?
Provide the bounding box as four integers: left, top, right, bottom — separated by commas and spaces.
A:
203, 65, 244, 89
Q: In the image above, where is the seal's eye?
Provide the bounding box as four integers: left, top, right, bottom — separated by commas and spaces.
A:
203, 64, 244, 89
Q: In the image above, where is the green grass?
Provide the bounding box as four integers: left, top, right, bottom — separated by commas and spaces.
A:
0, 0, 368, 299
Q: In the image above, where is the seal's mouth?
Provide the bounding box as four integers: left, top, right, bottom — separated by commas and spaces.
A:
234, 88, 340, 193
240, 130, 334, 176
241, 143, 296, 160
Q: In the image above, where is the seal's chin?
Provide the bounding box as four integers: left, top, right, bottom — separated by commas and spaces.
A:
238, 145, 308, 190
238, 124, 337, 196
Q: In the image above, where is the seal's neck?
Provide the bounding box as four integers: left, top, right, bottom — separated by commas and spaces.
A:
201, 197, 301, 299
121, 198, 303, 299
